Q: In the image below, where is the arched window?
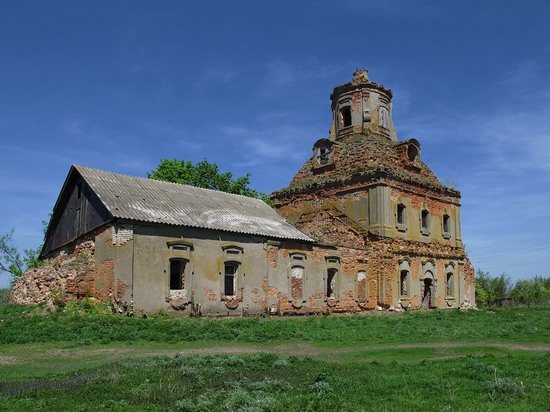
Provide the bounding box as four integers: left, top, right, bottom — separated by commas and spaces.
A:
315, 142, 333, 165
398, 260, 411, 299
421, 263, 436, 309
407, 145, 418, 161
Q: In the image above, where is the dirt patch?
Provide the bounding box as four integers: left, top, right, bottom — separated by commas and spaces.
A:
42, 341, 550, 360
0, 356, 20, 365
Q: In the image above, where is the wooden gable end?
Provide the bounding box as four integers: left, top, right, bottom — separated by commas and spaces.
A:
43, 170, 112, 256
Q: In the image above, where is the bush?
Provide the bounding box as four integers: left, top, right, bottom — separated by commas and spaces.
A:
0, 288, 10, 305
309, 381, 333, 393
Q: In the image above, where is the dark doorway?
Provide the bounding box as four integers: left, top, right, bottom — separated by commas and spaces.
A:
421, 278, 433, 308
170, 259, 186, 290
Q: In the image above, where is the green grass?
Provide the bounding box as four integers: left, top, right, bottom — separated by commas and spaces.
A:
1, 351, 548, 411
1, 304, 549, 346
0, 305, 548, 411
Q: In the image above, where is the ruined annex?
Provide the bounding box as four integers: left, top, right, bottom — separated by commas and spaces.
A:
11, 70, 475, 315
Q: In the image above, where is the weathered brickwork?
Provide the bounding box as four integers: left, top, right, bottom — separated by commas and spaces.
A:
272, 70, 474, 311
10, 225, 116, 306
10, 69, 473, 315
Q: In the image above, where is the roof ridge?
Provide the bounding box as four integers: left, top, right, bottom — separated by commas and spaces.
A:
73, 164, 267, 205
71, 165, 313, 242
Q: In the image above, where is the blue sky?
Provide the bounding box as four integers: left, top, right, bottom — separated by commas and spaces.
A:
1, 1, 549, 287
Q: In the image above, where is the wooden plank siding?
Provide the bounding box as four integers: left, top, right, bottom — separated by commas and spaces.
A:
43, 173, 112, 256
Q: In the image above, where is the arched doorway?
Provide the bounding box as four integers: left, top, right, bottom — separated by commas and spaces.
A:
421, 270, 435, 309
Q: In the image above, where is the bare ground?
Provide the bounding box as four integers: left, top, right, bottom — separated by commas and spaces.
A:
1, 340, 548, 371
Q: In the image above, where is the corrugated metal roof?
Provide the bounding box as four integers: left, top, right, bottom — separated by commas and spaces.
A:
75, 165, 313, 242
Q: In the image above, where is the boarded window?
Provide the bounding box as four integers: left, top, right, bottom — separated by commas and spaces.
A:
327, 268, 337, 298
379, 106, 389, 129
446, 272, 454, 296
357, 270, 367, 300
224, 263, 238, 296
170, 259, 186, 290
400, 270, 409, 296
291, 265, 304, 301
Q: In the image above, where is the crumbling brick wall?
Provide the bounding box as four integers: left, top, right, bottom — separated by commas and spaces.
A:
10, 225, 115, 306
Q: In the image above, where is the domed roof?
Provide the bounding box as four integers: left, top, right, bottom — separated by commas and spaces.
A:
272, 132, 459, 198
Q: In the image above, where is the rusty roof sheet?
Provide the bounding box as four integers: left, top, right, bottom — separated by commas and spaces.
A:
74, 165, 313, 242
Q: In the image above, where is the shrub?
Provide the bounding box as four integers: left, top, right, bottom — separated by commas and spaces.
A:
247, 378, 291, 392
484, 377, 525, 399
309, 381, 333, 393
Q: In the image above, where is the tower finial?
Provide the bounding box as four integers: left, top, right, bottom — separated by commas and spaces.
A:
352, 69, 369, 84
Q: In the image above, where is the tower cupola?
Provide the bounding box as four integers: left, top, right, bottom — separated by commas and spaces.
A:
329, 69, 397, 142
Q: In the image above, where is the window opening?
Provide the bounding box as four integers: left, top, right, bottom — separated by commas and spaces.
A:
327, 268, 337, 298
317, 145, 332, 164
397, 204, 406, 225
407, 145, 418, 161
443, 214, 450, 234
341, 107, 352, 128
400, 270, 409, 296
170, 259, 186, 290
421, 210, 430, 231
224, 263, 238, 296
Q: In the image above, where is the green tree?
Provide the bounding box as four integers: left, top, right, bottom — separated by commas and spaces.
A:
475, 270, 511, 307
0, 216, 49, 280
475, 270, 491, 307
511, 276, 550, 306
147, 158, 273, 205
0, 229, 24, 278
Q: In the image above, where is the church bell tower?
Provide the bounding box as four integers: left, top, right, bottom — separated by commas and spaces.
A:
329, 69, 397, 142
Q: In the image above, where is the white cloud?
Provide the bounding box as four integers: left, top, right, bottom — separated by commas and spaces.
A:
221, 124, 315, 167
192, 67, 240, 92
261, 59, 342, 97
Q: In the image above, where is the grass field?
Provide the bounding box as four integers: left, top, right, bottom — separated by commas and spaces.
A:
0, 305, 549, 411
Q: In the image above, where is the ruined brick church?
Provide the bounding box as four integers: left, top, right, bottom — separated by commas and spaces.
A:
11, 70, 475, 314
